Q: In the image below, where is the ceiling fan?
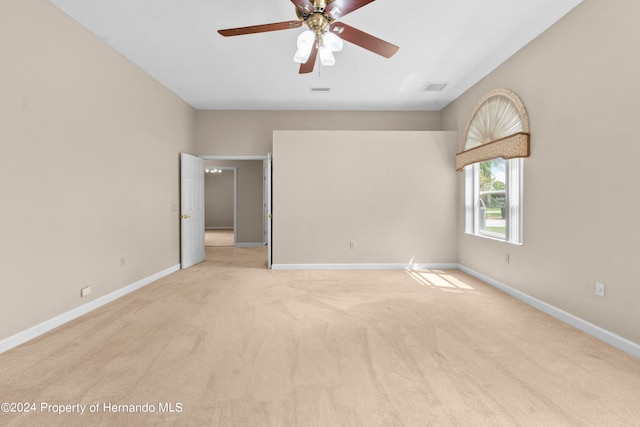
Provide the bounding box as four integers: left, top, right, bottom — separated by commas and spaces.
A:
218, 0, 399, 74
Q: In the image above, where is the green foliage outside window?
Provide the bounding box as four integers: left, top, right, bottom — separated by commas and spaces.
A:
479, 159, 505, 192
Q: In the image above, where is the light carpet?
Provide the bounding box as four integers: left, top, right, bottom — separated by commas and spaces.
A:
1, 246, 639, 426
205, 229, 234, 247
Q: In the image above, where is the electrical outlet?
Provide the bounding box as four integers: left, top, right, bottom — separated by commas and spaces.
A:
505, 254, 510, 264
595, 282, 605, 297
350, 241, 356, 249
80, 286, 91, 298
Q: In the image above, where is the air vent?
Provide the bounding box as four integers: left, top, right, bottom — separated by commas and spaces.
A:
310, 87, 331, 94
421, 82, 448, 92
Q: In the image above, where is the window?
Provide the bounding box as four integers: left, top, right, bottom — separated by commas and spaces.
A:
458, 88, 529, 244
465, 157, 522, 244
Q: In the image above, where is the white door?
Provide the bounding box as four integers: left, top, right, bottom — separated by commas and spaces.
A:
266, 153, 273, 269
181, 153, 205, 269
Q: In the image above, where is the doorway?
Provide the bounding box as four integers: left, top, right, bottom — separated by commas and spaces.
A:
201, 155, 272, 268
204, 166, 236, 247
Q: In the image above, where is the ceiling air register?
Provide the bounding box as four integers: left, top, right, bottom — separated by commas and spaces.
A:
456, 88, 530, 171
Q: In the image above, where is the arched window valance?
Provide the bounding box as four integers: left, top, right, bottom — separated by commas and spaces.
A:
455, 88, 530, 171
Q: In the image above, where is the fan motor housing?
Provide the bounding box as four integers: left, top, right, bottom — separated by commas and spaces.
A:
306, 13, 329, 33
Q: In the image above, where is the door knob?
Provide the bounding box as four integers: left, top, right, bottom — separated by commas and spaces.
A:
181, 214, 191, 219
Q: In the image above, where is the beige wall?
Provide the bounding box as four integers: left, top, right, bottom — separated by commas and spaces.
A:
194, 110, 441, 155
441, 0, 640, 344
193, 110, 442, 249
0, 0, 195, 340
272, 131, 458, 265
234, 160, 264, 244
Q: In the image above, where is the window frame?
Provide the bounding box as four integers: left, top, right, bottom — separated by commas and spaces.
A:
465, 158, 523, 245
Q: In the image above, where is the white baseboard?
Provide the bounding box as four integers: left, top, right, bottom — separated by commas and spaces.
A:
205, 227, 233, 230
0, 264, 180, 355
458, 264, 640, 359
271, 263, 459, 271
4, 261, 637, 360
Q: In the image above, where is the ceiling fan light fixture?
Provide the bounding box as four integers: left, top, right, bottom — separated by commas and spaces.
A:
319, 45, 335, 66
293, 30, 315, 63
297, 29, 315, 48
219, 0, 399, 74
323, 31, 343, 52
293, 47, 312, 64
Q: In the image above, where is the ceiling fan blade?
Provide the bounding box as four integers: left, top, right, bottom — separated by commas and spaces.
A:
326, 0, 376, 20
330, 22, 398, 58
290, 0, 314, 16
299, 42, 318, 74
218, 20, 302, 37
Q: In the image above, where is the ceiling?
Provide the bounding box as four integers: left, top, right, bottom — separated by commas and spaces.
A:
49, 0, 582, 111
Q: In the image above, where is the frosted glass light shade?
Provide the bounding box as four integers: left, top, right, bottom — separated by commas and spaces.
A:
294, 30, 315, 63
323, 32, 343, 51
319, 45, 335, 66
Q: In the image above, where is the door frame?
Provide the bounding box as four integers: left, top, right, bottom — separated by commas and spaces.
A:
200, 155, 272, 268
